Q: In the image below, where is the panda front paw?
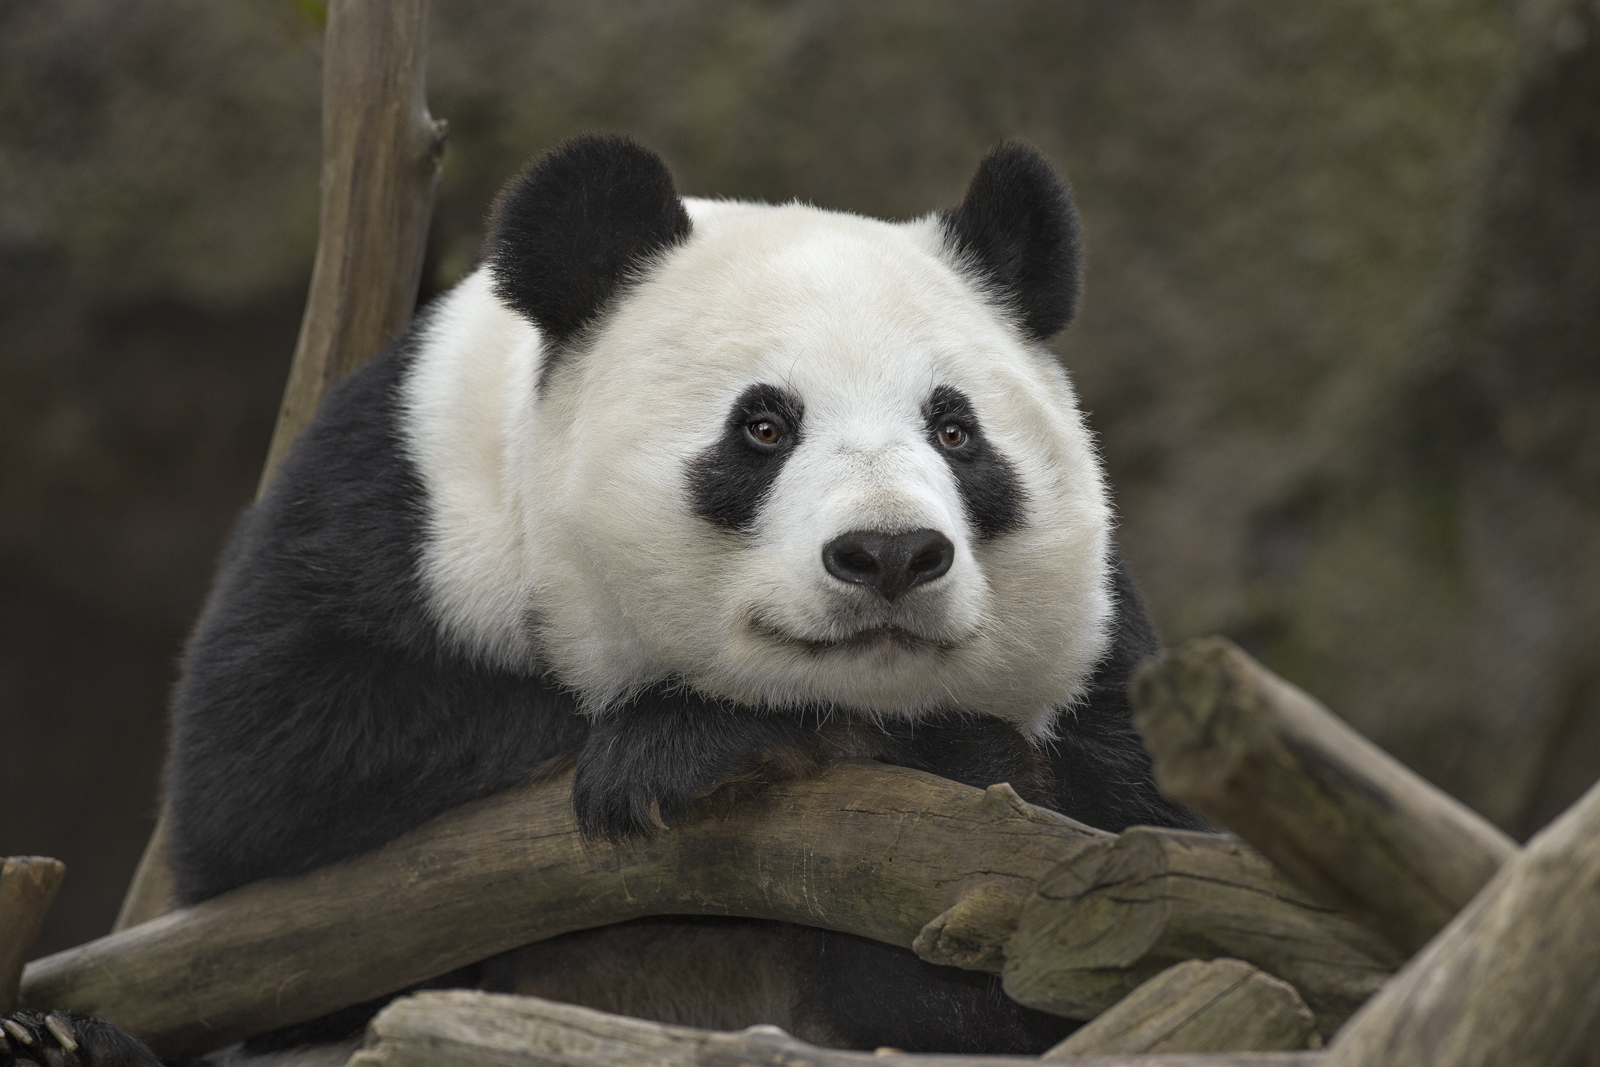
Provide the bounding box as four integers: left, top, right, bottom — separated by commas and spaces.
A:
571, 686, 816, 840
0, 1012, 161, 1067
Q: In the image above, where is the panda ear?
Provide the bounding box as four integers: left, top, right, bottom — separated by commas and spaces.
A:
941, 142, 1082, 341
486, 134, 692, 349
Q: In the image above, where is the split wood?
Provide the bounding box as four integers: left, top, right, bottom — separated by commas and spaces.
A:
0, 857, 65, 1014
1132, 637, 1518, 955
1004, 829, 1396, 1036
1042, 959, 1316, 1057
1324, 775, 1600, 1066
353, 989, 1325, 1067
114, 0, 445, 935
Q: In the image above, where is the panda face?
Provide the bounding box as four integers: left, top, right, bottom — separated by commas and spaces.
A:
524, 201, 1111, 736
408, 137, 1112, 738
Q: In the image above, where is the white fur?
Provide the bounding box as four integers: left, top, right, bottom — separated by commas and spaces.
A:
401, 199, 1111, 738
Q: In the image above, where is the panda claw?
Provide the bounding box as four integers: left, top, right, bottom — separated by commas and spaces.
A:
3, 1021, 33, 1046
44, 1017, 77, 1054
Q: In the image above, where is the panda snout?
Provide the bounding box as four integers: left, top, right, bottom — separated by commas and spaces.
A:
821, 528, 954, 602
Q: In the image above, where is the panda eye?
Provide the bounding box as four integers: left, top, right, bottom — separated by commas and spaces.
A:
745, 417, 787, 450
937, 423, 969, 449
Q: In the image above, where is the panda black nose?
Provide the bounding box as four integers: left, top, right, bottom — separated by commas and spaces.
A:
822, 529, 955, 602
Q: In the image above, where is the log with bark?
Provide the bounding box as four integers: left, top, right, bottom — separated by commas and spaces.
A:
0, 857, 65, 1014
353, 989, 1325, 1067
1131, 637, 1518, 955
1003, 829, 1397, 1036
1041, 959, 1317, 1058
25, 763, 1111, 1057
1324, 775, 1600, 1067
114, 0, 446, 936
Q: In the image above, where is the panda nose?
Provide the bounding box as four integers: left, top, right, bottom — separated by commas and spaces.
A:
822, 529, 955, 601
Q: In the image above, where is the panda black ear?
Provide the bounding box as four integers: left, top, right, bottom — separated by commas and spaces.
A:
486, 134, 692, 349
941, 142, 1082, 341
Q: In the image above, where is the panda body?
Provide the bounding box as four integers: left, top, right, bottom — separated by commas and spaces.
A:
142, 136, 1202, 1058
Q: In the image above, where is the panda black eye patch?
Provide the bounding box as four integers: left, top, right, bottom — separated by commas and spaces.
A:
924, 385, 1028, 540
689, 383, 805, 531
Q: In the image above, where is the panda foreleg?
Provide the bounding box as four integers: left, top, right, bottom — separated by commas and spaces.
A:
570, 685, 818, 839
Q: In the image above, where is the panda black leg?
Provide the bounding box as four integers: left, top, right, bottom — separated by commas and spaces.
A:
572, 685, 815, 839
0, 1013, 162, 1067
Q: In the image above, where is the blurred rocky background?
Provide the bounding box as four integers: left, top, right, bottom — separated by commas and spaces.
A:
3, 0, 1597, 954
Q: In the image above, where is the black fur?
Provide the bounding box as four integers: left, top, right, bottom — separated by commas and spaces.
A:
0, 1011, 162, 1067
486, 134, 692, 379
941, 142, 1083, 341
166, 329, 588, 905
572, 684, 815, 839
924, 385, 1028, 539
688, 383, 805, 532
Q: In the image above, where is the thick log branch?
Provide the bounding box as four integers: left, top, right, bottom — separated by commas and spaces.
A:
1002, 829, 1396, 1035
0, 857, 64, 1014
259, 0, 445, 490
23, 763, 1107, 1058
1132, 637, 1518, 955
1325, 776, 1600, 1066
354, 990, 1324, 1067
1043, 959, 1316, 1058
114, 0, 446, 936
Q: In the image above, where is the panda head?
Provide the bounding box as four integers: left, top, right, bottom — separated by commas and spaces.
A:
481, 135, 1110, 738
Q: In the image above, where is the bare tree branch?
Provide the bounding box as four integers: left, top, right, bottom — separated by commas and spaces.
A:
1325, 777, 1600, 1066
1004, 829, 1396, 1035
353, 990, 1325, 1067
1132, 637, 1517, 955
1042, 959, 1316, 1058
113, 0, 445, 936
0, 857, 64, 1014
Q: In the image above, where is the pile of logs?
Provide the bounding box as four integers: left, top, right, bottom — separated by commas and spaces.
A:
7, 638, 1599, 1065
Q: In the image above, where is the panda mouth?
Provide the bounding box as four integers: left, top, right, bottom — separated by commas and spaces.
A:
752, 620, 957, 655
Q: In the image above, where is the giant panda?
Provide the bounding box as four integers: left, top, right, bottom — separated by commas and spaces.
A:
0, 135, 1201, 1066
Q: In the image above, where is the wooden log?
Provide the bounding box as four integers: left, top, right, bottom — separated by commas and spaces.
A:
1325, 776, 1600, 1066
22, 762, 1106, 1058
0, 857, 65, 1014
353, 989, 1324, 1067
258, 0, 446, 491
1131, 637, 1518, 955
1042, 959, 1316, 1058
114, 0, 446, 936
1002, 828, 1399, 1036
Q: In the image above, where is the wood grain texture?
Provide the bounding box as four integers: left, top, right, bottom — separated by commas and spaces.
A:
1043, 959, 1316, 1057
21, 762, 1106, 1058
353, 990, 1326, 1067
1325, 776, 1600, 1067
1132, 637, 1518, 955
258, 0, 445, 491
0, 857, 65, 1013
113, 0, 446, 937
1002, 828, 1398, 1036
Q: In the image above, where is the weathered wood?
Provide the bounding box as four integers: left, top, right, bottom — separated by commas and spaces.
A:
1132, 637, 1518, 955
114, 0, 446, 936
1325, 776, 1600, 1067
259, 0, 446, 491
1043, 959, 1316, 1058
111, 817, 174, 934
0, 857, 65, 1014
22, 762, 1106, 1058
1002, 828, 1398, 1036
353, 990, 1324, 1067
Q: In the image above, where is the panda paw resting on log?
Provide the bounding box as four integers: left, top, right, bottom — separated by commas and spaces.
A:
3, 135, 1204, 1067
